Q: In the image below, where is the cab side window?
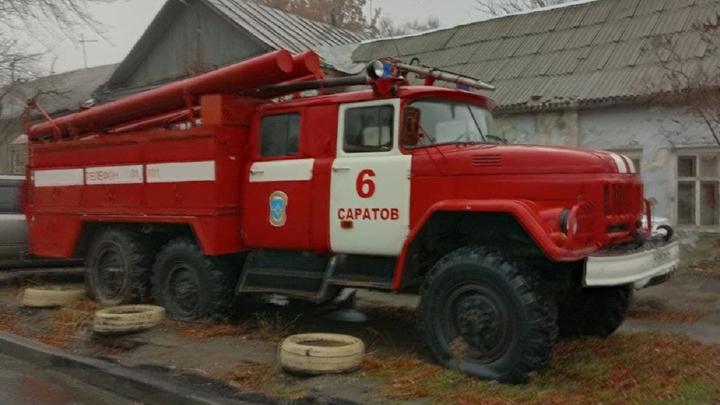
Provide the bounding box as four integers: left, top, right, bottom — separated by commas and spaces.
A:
260, 113, 301, 157
343, 105, 394, 153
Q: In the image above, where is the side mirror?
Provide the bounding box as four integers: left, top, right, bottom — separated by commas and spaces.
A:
402, 107, 422, 147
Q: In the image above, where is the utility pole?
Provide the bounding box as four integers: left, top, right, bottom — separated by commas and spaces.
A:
79, 33, 98, 69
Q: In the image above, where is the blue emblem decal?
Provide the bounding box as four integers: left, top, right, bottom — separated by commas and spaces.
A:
269, 191, 288, 227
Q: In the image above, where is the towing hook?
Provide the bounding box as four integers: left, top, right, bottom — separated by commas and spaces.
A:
656, 225, 674, 242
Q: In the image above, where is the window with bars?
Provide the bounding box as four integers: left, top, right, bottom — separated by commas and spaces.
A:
677, 154, 719, 227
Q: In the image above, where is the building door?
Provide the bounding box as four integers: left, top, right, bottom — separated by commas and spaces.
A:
329, 99, 411, 256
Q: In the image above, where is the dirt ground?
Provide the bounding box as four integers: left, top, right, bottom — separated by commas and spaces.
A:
0, 247, 718, 404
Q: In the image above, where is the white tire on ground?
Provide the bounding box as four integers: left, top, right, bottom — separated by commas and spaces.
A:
22, 285, 86, 308
93, 305, 165, 334
279, 333, 365, 375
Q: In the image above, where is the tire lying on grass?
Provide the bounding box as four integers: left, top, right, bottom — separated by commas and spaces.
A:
280, 333, 365, 375
93, 305, 165, 334
22, 285, 86, 308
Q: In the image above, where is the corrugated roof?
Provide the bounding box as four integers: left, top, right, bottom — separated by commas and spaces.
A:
1, 64, 117, 120
351, 0, 720, 111
205, 0, 365, 53
102, 0, 366, 94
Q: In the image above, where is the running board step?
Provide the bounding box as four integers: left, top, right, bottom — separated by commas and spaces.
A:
237, 250, 337, 302
327, 276, 392, 290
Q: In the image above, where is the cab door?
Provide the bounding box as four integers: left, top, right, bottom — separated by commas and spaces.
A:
243, 111, 314, 249
330, 99, 411, 256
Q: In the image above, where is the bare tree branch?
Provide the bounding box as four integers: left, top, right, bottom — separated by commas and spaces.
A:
378, 16, 440, 37
256, 0, 374, 33
0, 0, 111, 34
0, 0, 112, 102
648, 21, 720, 147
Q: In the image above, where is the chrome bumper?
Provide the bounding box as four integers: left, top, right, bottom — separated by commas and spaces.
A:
584, 240, 679, 289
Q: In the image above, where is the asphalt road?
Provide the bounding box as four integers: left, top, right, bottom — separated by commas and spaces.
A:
0, 354, 134, 405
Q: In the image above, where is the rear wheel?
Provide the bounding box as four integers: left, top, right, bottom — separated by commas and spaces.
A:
152, 239, 239, 321
419, 248, 557, 383
557, 285, 632, 338
86, 228, 154, 306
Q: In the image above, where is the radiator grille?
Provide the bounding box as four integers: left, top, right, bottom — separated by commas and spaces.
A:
604, 183, 641, 216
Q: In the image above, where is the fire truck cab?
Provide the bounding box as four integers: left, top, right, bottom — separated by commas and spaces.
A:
24, 51, 679, 382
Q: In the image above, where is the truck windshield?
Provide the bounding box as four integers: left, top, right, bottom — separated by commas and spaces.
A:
403, 100, 504, 148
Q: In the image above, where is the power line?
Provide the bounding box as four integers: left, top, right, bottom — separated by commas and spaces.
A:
78, 33, 98, 69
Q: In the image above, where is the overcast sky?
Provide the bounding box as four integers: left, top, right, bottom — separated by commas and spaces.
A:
24, 0, 486, 75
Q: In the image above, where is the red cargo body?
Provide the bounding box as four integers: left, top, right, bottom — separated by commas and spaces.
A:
29, 124, 246, 257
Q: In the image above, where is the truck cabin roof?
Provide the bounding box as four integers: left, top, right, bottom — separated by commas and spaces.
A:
256, 86, 496, 113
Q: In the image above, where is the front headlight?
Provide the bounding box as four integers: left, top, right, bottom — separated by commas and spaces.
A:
560, 208, 579, 235
570, 216, 579, 235
560, 209, 570, 233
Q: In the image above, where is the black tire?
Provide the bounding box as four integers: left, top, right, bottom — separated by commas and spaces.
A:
557, 285, 632, 338
151, 239, 239, 321
419, 248, 557, 383
85, 228, 155, 306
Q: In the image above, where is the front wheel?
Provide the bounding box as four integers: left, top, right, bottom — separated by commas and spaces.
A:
419, 248, 557, 383
151, 239, 239, 321
557, 285, 632, 338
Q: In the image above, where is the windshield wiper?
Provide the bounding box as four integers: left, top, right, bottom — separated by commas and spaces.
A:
485, 134, 508, 144
466, 105, 488, 143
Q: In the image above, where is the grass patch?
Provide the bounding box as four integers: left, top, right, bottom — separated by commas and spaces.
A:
176, 323, 248, 340
270, 385, 308, 401
252, 311, 300, 342
0, 306, 22, 335
362, 333, 720, 404
173, 311, 300, 343
38, 298, 99, 348
220, 363, 275, 392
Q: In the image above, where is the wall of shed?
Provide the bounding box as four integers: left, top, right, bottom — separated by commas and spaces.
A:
496, 104, 720, 225
0, 119, 23, 174
118, 1, 268, 89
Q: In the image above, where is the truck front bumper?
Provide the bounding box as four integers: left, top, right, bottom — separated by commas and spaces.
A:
584, 240, 679, 289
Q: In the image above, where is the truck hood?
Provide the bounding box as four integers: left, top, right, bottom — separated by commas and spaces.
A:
412, 144, 629, 176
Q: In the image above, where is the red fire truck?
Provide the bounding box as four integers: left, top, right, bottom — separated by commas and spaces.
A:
24, 49, 678, 382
